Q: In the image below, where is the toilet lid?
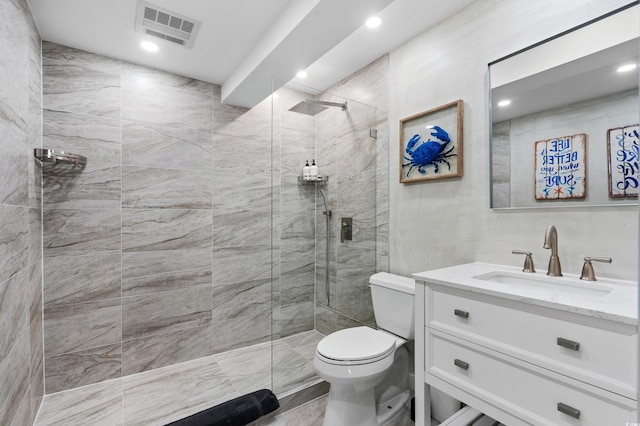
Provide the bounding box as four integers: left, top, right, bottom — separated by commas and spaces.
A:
316, 326, 396, 363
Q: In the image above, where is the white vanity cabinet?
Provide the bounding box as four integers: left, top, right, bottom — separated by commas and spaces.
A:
414, 263, 638, 426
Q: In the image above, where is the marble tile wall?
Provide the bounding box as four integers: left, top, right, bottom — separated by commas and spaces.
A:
313, 55, 390, 335
272, 88, 318, 340
40, 41, 282, 393
38, 35, 389, 398
0, 0, 44, 424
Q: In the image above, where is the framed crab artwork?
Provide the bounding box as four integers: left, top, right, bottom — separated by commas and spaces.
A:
399, 100, 463, 183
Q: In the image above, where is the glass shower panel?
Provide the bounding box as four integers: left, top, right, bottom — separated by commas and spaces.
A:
270, 79, 380, 397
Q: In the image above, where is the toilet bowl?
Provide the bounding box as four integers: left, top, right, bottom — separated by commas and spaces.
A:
313, 273, 416, 426
314, 327, 410, 426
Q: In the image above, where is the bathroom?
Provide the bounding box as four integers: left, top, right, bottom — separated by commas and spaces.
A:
0, 0, 637, 425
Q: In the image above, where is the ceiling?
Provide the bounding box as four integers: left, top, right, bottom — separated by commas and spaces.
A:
26, 0, 475, 108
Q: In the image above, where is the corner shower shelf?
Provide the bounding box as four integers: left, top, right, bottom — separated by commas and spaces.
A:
298, 176, 329, 185
34, 148, 87, 167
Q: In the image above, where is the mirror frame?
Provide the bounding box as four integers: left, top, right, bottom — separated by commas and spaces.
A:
488, 1, 639, 209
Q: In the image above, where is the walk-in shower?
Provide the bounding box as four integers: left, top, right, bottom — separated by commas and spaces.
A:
287, 98, 348, 308
270, 86, 381, 399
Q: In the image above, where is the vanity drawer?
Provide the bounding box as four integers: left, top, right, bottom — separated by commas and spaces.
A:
428, 333, 636, 426
429, 288, 637, 395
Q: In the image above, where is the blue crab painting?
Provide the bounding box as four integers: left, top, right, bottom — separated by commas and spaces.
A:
402, 125, 456, 177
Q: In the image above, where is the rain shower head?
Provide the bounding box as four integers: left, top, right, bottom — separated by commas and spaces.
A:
288, 99, 347, 116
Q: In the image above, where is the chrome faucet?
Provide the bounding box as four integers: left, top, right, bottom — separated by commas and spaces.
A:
543, 225, 562, 276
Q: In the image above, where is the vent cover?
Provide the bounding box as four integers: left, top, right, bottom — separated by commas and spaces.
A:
135, 1, 201, 49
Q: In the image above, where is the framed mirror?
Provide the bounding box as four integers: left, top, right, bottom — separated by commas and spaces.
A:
489, 2, 639, 209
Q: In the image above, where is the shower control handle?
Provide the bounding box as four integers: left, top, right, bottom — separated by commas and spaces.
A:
341, 217, 352, 243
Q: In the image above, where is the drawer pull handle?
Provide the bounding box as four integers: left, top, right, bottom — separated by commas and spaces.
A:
557, 337, 580, 351
454, 359, 469, 370
454, 309, 469, 319
557, 402, 580, 419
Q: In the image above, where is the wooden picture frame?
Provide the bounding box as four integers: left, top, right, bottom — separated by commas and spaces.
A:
400, 100, 463, 183
607, 124, 639, 198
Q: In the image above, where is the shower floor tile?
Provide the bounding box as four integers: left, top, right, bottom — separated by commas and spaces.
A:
34, 331, 324, 426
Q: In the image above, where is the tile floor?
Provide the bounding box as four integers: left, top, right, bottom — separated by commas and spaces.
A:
34, 331, 325, 426
251, 394, 416, 426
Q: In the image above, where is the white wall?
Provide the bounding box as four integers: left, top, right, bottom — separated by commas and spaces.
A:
389, 0, 637, 280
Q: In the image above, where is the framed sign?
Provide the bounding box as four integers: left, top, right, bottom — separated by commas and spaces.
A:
534, 134, 586, 200
400, 100, 463, 183
607, 124, 639, 198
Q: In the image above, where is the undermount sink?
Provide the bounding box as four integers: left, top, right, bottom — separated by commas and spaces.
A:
473, 271, 614, 297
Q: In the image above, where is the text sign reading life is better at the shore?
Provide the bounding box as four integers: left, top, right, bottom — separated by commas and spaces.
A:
535, 134, 586, 200
608, 124, 639, 198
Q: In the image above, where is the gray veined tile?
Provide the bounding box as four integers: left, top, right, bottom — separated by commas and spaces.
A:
34, 379, 123, 426
0, 122, 29, 206
0, 205, 29, 295
214, 342, 271, 395
122, 166, 213, 209
43, 162, 121, 209
212, 85, 249, 127
44, 343, 121, 393
0, 331, 30, 426
212, 312, 271, 354
212, 133, 272, 175
121, 247, 212, 296
43, 56, 121, 119
212, 245, 271, 285
122, 120, 212, 171
336, 245, 376, 281
121, 81, 212, 134
212, 172, 272, 212
122, 285, 212, 341
123, 265, 212, 297
272, 340, 318, 395
212, 209, 271, 248
44, 298, 121, 357
43, 208, 121, 257
0, 271, 29, 365
211, 278, 270, 323
122, 208, 212, 252
42, 109, 121, 165
42, 41, 121, 75
282, 330, 325, 362
28, 206, 42, 267
336, 169, 376, 211
274, 302, 314, 338
122, 324, 212, 376
44, 254, 121, 307
214, 95, 270, 139
122, 62, 214, 95
122, 356, 237, 426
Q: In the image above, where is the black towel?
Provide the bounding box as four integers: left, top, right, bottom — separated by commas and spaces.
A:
166, 389, 280, 426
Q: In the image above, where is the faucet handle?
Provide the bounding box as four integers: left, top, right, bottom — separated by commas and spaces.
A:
512, 250, 535, 273
580, 257, 612, 281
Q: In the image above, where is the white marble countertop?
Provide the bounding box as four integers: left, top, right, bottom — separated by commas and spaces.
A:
413, 262, 638, 326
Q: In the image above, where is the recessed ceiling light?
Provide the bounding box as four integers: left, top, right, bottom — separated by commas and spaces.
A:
497, 99, 511, 107
140, 41, 159, 52
366, 16, 381, 29
296, 70, 307, 79
617, 63, 637, 73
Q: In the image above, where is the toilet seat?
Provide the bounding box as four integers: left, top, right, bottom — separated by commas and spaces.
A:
316, 326, 396, 365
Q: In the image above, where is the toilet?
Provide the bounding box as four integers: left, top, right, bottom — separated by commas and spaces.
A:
313, 272, 417, 426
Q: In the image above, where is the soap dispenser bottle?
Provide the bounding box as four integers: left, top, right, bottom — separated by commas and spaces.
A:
303, 161, 310, 181
310, 159, 318, 181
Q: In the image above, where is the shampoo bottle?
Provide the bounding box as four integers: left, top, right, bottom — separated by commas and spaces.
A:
303, 161, 310, 181
310, 159, 318, 181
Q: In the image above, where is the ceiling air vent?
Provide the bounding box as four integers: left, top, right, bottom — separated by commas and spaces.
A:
135, 1, 201, 49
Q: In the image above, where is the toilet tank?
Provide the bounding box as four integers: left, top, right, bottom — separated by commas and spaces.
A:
369, 272, 415, 339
